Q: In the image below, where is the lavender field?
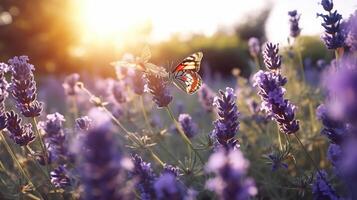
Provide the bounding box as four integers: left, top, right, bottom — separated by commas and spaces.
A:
0, 0, 356, 199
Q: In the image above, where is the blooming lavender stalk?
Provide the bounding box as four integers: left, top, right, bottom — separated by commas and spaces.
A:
178, 113, 198, 138
39, 113, 67, 162
0, 63, 9, 130
317, 0, 345, 49
345, 11, 357, 51
78, 123, 134, 200
146, 74, 172, 108
198, 84, 215, 112
8, 56, 43, 117
131, 70, 145, 95
248, 37, 261, 58
288, 10, 301, 38
205, 150, 257, 200
154, 173, 184, 200
50, 165, 71, 188
76, 116, 92, 131
263, 43, 282, 71
211, 87, 240, 150
312, 170, 340, 200
131, 154, 156, 200
253, 71, 299, 134
163, 164, 181, 177
63, 73, 80, 96
6, 111, 35, 146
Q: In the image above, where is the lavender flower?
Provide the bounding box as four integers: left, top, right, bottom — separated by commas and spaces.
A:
163, 164, 181, 177
63, 73, 80, 96
78, 123, 134, 200
205, 150, 257, 200
327, 144, 342, 169
288, 10, 301, 38
145, 74, 172, 108
131, 70, 145, 95
263, 43, 282, 71
6, 111, 35, 146
154, 173, 184, 200
131, 154, 156, 200
211, 87, 240, 150
39, 113, 67, 162
112, 81, 126, 104
253, 70, 299, 134
317, 1, 345, 49
345, 11, 357, 52
198, 84, 215, 112
312, 170, 340, 200
248, 37, 260, 57
178, 113, 198, 138
50, 165, 71, 188
76, 116, 92, 131
8, 56, 43, 117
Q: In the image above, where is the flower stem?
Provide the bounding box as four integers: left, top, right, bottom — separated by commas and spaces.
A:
277, 126, 283, 151
139, 95, 153, 134
0, 132, 44, 200
165, 106, 204, 165
32, 118, 49, 175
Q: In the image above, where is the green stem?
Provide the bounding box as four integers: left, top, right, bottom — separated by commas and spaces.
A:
139, 95, 153, 134
165, 106, 204, 165
32, 118, 49, 175
0, 132, 44, 200
277, 126, 282, 151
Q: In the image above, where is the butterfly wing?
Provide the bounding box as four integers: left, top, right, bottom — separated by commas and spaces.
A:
172, 52, 203, 94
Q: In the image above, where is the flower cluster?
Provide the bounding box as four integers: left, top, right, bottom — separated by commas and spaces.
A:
198, 84, 215, 112
312, 170, 340, 200
145, 74, 172, 108
178, 113, 198, 138
6, 111, 35, 146
317, 0, 345, 49
211, 87, 240, 150
262, 43, 282, 71
288, 10, 301, 38
50, 165, 71, 188
131, 154, 156, 200
8, 56, 43, 117
131, 70, 145, 95
345, 10, 357, 51
205, 150, 257, 200
154, 172, 184, 200
248, 37, 261, 58
76, 116, 92, 131
0, 63, 9, 130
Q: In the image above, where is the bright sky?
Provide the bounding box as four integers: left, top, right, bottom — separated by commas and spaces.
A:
75, 0, 357, 46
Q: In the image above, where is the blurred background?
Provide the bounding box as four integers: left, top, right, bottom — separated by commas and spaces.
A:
0, 0, 356, 78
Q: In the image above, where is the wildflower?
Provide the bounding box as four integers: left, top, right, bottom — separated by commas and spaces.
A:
312, 170, 340, 200
8, 56, 43, 117
263, 43, 282, 71
76, 116, 92, 131
5, 111, 35, 146
112, 81, 126, 104
39, 113, 67, 161
248, 37, 260, 57
288, 10, 301, 38
78, 123, 134, 200
178, 113, 198, 138
131, 154, 156, 200
345, 11, 357, 52
154, 173, 184, 200
205, 150, 257, 200
50, 165, 71, 188
253, 70, 299, 134
317, 1, 345, 49
198, 84, 215, 112
145, 74, 172, 108
63, 73, 80, 96
327, 144, 342, 169
211, 87, 240, 150
131, 70, 145, 95
266, 153, 288, 171
163, 164, 181, 177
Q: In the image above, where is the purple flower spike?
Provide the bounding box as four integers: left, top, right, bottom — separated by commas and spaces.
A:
248, 37, 261, 57
50, 165, 71, 188
145, 74, 172, 108
321, 0, 333, 12
131, 154, 156, 200
205, 150, 257, 200
163, 164, 181, 177
198, 84, 215, 112
76, 116, 92, 131
63, 73, 80, 96
6, 111, 35, 146
312, 170, 340, 200
131, 70, 145, 95
8, 56, 43, 117
345, 11, 357, 52
253, 70, 299, 134
211, 87, 240, 150
263, 43, 282, 71
178, 113, 198, 138
288, 10, 301, 38
154, 173, 184, 200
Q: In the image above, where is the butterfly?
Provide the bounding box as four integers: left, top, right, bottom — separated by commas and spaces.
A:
111, 46, 168, 78
169, 52, 203, 94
